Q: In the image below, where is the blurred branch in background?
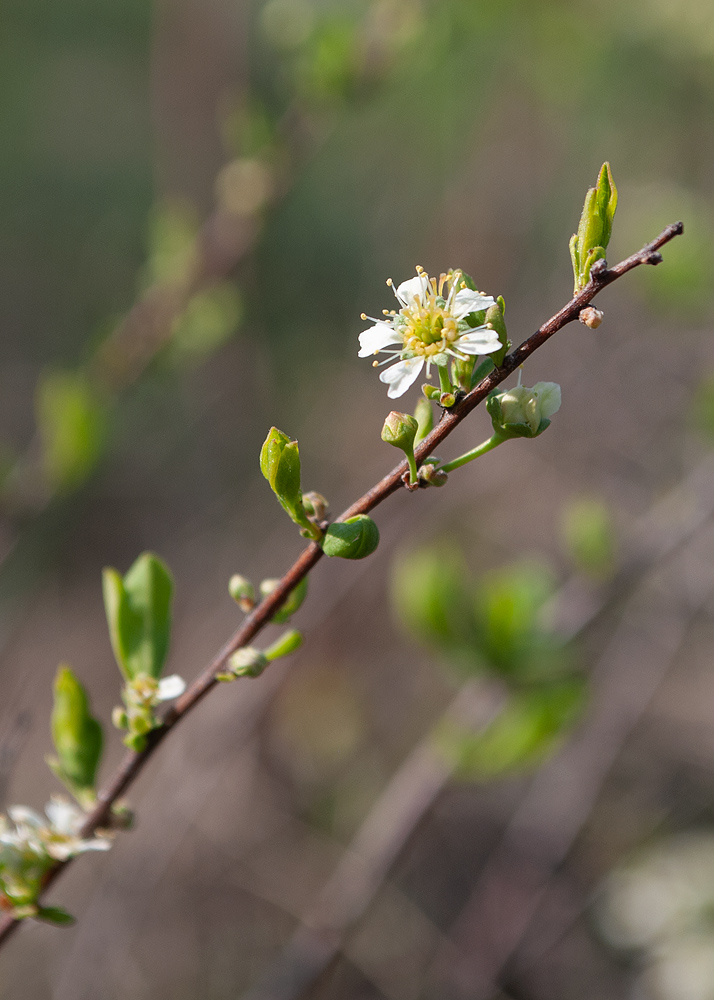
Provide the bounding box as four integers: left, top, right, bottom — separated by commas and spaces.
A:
236, 432, 714, 1000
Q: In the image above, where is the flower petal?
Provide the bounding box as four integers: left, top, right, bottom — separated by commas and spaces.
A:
45, 797, 82, 835
532, 382, 562, 418
8, 807, 44, 828
452, 289, 496, 319
157, 675, 187, 701
456, 327, 503, 355
394, 274, 429, 309
379, 357, 424, 398
358, 324, 402, 358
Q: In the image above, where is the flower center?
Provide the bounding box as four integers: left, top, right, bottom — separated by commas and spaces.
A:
399, 273, 461, 357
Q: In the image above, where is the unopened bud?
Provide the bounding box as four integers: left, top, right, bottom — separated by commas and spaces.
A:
322, 514, 380, 559
418, 463, 448, 487
439, 392, 457, 408
422, 384, 441, 401
229, 574, 255, 612
381, 411, 418, 451
486, 382, 561, 439
260, 576, 308, 623
579, 306, 603, 329
112, 707, 128, 730
302, 491, 329, 521
228, 647, 268, 678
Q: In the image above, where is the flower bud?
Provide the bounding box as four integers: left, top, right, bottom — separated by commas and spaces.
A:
486, 382, 561, 439
422, 384, 442, 401
112, 707, 128, 730
228, 574, 255, 612
302, 491, 329, 521
260, 576, 308, 623
381, 411, 418, 451
579, 306, 603, 329
228, 647, 268, 678
322, 514, 380, 559
418, 463, 448, 487
439, 392, 457, 408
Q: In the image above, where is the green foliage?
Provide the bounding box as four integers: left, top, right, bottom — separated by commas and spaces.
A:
169, 282, 243, 360
570, 162, 618, 293
413, 398, 434, 445
35, 371, 106, 493
474, 562, 564, 680
391, 545, 475, 655
260, 427, 323, 540
484, 298, 510, 368
437, 679, 586, 780
264, 628, 303, 661
141, 199, 199, 288
561, 497, 617, 580
102, 552, 173, 681
36, 906, 76, 927
470, 356, 496, 390
322, 515, 380, 559
48, 667, 103, 808
259, 576, 308, 623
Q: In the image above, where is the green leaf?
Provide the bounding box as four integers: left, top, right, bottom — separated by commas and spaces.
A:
571, 162, 618, 292
49, 666, 103, 804
260, 426, 291, 485
36, 906, 76, 926
391, 545, 475, 657
102, 553, 173, 680
470, 357, 496, 390
35, 371, 106, 493
170, 283, 243, 360
438, 679, 586, 780
274, 441, 303, 510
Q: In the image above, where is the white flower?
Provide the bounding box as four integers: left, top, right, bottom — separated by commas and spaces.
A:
2, 797, 112, 864
359, 268, 503, 398
157, 674, 186, 701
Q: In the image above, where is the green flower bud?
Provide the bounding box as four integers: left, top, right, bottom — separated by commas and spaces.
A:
259, 576, 308, 623
439, 392, 457, 408
486, 382, 561, 440
484, 298, 510, 367
322, 515, 380, 560
228, 647, 268, 678
381, 411, 418, 451
264, 629, 303, 661
302, 491, 329, 521
229, 574, 255, 611
422, 384, 442, 401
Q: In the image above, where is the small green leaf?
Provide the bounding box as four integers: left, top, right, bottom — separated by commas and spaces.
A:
571, 162, 618, 293
264, 629, 303, 661
102, 553, 173, 680
260, 426, 291, 485
49, 666, 103, 804
36, 906, 76, 926
438, 679, 586, 780
274, 441, 303, 509
35, 371, 106, 493
470, 357, 496, 390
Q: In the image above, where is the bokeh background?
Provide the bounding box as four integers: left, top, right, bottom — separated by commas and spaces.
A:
1, 0, 714, 997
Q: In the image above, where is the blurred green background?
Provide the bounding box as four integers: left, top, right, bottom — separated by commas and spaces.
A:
2, 0, 714, 997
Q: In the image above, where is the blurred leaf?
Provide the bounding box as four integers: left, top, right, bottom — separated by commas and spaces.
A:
169, 283, 243, 360
561, 497, 617, 580
296, 18, 359, 102
391, 545, 476, 659
474, 561, 562, 679
35, 906, 76, 927
48, 666, 103, 807
35, 371, 107, 493
140, 199, 199, 288
437, 678, 586, 781
102, 552, 173, 681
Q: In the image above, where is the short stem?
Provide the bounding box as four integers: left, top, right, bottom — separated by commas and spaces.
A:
406, 448, 418, 486
437, 364, 452, 394
437, 433, 505, 473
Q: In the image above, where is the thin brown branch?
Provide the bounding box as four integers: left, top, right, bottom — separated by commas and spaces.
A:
0, 221, 683, 948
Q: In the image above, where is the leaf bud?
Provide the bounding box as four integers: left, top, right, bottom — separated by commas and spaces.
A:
579, 306, 604, 329
302, 491, 329, 521
228, 574, 255, 612
265, 629, 303, 661
422, 384, 442, 401
322, 514, 380, 559
259, 576, 308, 623
486, 382, 561, 439
418, 463, 448, 487
413, 397, 433, 445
